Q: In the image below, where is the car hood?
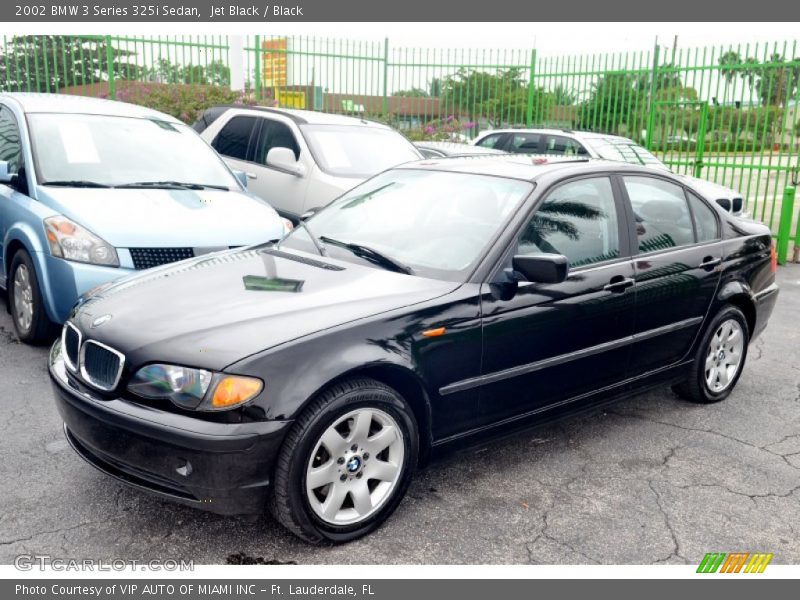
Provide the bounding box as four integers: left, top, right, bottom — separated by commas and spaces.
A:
36, 187, 285, 247
680, 175, 741, 201
72, 246, 458, 370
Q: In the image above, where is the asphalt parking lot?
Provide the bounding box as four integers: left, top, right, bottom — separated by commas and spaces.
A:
1, 264, 799, 566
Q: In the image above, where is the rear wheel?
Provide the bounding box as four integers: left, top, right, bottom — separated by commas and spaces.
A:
270, 378, 418, 543
673, 305, 749, 403
8, 250, 57, 345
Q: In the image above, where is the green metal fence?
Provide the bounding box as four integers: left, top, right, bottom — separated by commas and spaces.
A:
1, 34, 798, 241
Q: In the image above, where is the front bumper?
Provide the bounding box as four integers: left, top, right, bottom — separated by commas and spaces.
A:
49, 341, 291, 515
41, 253, 133, 323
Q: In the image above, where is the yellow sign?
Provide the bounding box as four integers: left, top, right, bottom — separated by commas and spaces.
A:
276, 90, 306, 109
262, 38, 287, 87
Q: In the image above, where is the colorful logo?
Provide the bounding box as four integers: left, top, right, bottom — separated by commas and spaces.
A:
697, 552, 773, 573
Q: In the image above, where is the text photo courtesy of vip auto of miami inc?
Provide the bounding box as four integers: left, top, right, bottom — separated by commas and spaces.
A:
0, 5, 799, 591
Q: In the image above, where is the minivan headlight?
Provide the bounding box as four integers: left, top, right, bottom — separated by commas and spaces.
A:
44, 216, 119, 267
128, 364, 263, 411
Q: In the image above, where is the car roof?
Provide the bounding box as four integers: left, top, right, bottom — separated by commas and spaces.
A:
397, 155, 663, 182
213, 104, 394, 129
0, 92, 182, 122
477, 127, 637, 144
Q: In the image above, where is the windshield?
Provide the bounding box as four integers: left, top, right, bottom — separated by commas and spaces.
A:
28, 113, 240, 188
281, 169, 533, 280
590, 138, 668, 170
300, 124, 421, 178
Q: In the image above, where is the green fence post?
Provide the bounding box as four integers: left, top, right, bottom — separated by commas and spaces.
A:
693, 103, 708, 179
645, 42, 660, 150
793, 203, 800, 263
254, 35, 261, 101
777, 186, 796, 265
525, 48, 536, 127
382, 37, 389, 116
105, 36, 115, 99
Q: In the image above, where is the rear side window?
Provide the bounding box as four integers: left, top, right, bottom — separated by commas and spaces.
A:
211, 116, 258, 161
476, 133, 505, 149
623, 176, 694, 253
509, 133, 541, 153
545, 135, 587, 156
688, 192, 719, 242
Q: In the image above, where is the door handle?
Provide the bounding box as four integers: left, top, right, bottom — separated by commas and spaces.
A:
699, 256, 721, 270
603, 276, 635, 292
246, 172, 257, 180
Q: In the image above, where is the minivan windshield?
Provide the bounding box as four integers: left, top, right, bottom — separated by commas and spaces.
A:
281, 168, 533, 280
28, 113, 240, 189
300, 124, 421, 178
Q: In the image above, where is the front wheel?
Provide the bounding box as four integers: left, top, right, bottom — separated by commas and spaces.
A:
8, 250, 57, 345
270, 378, 418, 543
673, 305, 750, 403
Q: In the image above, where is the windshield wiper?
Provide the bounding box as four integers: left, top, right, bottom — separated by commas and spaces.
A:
320, 236, 412, 274
289, 220, 327, 256
41, 180, 111, 188
115, 180, 229, 190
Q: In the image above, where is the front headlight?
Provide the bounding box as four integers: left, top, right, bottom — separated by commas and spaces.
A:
44, 216, 119, 267
128, 363, 263, 411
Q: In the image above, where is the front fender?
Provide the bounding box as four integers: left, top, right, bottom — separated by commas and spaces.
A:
3, 223, 60, 320
230, 332, 429, 422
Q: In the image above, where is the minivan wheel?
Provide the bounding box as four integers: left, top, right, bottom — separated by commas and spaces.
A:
673, 305, 750, 403
270, 378, 418, 543
8, 250, 57, 345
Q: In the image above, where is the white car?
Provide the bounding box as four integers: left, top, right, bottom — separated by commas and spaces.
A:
472, 128, 747, 215
195, 106, 422, 221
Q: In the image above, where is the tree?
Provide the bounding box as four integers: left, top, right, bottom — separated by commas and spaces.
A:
393, 87, 429, 97
552, 84, 577, 105
720, 53, 799, 107
719, 50, 742, 99
0, 35, 144, 93
578, 72, 644, 133
144, 57, 230, 86
440, 67, 552, 127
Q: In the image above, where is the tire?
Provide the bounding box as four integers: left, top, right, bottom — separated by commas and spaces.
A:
673, 305, 750, 403
270, 377, 419, 543
8, 249, 57, 345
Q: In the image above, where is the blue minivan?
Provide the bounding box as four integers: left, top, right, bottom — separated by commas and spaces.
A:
0, 93, 288, 343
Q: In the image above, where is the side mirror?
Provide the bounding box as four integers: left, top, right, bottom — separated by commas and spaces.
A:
232, 169, 248, 189
508, 253, 568, 284
715, 198, 732, 212
0, 160, 12, 183
267, 147, 306, 177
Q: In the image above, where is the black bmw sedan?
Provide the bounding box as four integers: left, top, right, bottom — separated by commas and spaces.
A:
50, 156, 779, 543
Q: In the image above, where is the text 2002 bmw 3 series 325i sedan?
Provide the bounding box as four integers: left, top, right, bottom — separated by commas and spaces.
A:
49, 156, 779, 543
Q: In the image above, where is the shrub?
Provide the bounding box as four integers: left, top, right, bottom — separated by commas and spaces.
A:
405, 115, 476, 141
98, 81, 258, 124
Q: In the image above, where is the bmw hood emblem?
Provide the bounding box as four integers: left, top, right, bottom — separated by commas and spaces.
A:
91, 314, 112, 328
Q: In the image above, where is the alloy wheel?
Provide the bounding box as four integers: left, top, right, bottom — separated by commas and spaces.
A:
704, 318, 744, 393
12, 264, 34, 334
305, 407, 405, 526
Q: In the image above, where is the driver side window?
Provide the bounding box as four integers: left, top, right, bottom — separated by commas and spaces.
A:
0, 106, 23, 175
254, 119, 301, 165
518, 177, 620, 268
